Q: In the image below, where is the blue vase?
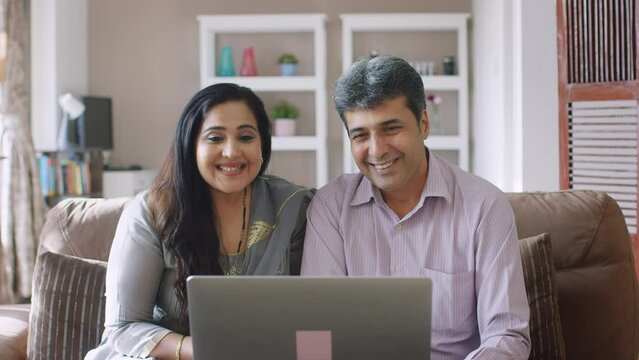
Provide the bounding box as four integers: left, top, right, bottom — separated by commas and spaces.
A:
279, 63, 297, 76
218, 46, 236, 76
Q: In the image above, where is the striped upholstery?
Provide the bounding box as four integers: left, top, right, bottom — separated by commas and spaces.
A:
519, 233, 566, 360
27, 251, 107, 360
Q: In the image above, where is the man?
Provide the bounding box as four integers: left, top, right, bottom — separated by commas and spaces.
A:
301, 56, 530, 359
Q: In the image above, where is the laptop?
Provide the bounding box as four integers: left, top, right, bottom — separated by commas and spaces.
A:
187, 276, 431, 360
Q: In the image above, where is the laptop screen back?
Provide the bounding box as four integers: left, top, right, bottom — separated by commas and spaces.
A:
187, 276, 431, 360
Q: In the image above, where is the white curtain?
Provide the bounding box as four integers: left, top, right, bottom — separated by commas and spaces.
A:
0, 0, 45, 304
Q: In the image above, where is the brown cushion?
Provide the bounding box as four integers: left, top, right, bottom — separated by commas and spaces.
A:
0, 304, 30, 360
27, 251, 107, 360
509, 191, 639, 359
519, 233, 565, 360
39, 197, 130, 261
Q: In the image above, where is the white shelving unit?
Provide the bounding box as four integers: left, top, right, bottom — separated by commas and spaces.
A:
197, 14, 328, 187
340, 13, 470, 173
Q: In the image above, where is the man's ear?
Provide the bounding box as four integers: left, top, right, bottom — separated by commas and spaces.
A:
420, 110, 429, 139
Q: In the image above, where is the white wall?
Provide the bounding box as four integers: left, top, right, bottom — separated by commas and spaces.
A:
31, 0, 88, 151
521, 0, 559, 191
472, 0, 559, 192
471, 0, 516, 190
35, 0, 560, 190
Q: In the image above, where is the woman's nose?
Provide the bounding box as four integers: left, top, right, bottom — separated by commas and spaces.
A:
222, 139, 240, 158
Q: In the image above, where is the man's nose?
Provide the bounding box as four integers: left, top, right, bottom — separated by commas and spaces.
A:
368, 133, 387, 159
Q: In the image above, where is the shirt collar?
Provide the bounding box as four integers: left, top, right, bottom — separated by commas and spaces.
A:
349, 147, 453, 207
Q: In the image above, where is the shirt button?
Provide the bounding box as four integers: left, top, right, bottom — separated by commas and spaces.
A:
395, 224, 402, 230
395, 265, 404, 273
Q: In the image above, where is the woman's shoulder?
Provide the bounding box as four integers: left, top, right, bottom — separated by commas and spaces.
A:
254, 175, 314, 209
119, 190, 154, 224
256, 175, 315, 196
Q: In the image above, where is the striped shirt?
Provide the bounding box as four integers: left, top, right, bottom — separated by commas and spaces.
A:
301, 151, 531, 360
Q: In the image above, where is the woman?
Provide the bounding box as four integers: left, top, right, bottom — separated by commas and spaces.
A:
85, 83, 314, 360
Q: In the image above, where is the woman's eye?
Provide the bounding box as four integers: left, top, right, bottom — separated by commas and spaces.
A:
207, 135, 224, 143
239, 135, 255, 142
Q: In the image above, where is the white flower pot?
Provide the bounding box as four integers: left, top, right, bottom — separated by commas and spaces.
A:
274, 118, 297, 136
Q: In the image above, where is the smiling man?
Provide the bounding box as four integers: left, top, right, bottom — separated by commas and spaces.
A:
301, 56, 531, 359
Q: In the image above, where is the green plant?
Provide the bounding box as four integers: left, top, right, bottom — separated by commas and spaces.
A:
277, 53, 299, 64
271, 101, 299, 119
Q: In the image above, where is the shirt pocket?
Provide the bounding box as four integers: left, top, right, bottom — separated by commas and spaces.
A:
419, 268, 475, 332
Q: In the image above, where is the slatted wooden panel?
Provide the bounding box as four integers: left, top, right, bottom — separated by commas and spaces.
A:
566, 0, 636, 83
569, 100, 638, 234
558, 0, 639, 275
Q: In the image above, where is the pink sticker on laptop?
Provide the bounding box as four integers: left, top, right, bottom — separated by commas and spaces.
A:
296, 330, 332, 360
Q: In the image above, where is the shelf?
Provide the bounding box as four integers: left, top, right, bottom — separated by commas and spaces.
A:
421, 75, 463, 90
197, 14, 326, 32
425, 135, 464, 150
271, 136, 320, 151
339, 13, 470, 31
198, 13, 328, 187
341, 13, 470, 172
202, 76, 319, 92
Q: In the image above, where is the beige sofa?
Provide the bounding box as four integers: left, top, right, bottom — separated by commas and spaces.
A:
0, 190, 637, 359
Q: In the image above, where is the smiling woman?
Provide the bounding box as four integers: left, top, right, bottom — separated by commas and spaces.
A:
195, 101, 263, 196
84, 83, 314, 360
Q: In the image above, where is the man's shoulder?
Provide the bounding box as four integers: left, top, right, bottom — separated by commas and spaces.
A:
316, 172, 362, 198
435, 155, 507, 204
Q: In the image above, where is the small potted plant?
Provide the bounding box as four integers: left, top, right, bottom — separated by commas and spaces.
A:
271, 101, 299, 136
277, 53, 298, 76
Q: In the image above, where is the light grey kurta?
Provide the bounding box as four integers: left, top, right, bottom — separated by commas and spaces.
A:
85, 175, 313, 359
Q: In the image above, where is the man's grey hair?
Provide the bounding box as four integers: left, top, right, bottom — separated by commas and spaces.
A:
332, 55, 425, 129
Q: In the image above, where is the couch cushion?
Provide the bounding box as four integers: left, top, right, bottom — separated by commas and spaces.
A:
0, 304, 30, 360
39, 197, 130, 261
27, 251, 106, 360
519, 233, 565, 360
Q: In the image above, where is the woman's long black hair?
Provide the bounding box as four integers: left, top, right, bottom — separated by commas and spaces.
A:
148, 83, 272, 316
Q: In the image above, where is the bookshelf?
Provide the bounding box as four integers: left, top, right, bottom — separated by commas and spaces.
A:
37, 150, 103, 206
340, 13, 471, 173
197, 14, 328, 187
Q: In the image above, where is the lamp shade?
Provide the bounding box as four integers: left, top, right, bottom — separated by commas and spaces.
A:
58, 93, 85, 119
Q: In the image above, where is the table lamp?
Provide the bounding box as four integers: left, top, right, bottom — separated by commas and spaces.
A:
57, 93, 85, 150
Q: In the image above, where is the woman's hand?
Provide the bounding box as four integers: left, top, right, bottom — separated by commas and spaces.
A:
149, 333, 193, 360
180, 336, 193, 360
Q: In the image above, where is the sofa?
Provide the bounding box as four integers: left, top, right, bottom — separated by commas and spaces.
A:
0, 190, 637, 359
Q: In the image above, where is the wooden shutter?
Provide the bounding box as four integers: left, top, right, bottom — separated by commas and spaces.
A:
557, 0, 639, 268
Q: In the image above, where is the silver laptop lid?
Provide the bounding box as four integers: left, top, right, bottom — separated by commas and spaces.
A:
187, 276, 431, 360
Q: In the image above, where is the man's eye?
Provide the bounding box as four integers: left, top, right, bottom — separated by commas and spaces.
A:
207, 135, 224, 143
384, 126, 401, 133
351, 133, 366, 141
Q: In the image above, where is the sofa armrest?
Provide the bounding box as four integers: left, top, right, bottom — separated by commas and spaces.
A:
0, 303, 30, 360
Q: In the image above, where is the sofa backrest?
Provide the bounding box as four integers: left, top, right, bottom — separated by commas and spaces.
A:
508, 190, 639, 359
38, 197, 130, 261
35, 192, 639, 358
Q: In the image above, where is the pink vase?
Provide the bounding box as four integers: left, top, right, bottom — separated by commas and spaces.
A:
240, 46, 258, 76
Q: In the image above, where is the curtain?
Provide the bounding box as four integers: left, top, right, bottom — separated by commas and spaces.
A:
0, 0, 45, 304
